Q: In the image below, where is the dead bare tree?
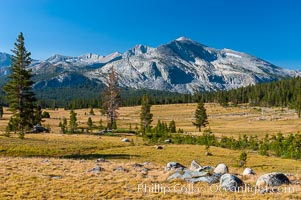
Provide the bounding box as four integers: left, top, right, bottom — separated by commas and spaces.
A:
102, 66, 121, 130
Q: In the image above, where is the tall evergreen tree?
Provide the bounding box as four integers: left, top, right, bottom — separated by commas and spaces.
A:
3, 32, 38, 138
193, 100, 208, 131
69, 109, 77, 133
140, 94, 153, 134
102, 66, 121, 130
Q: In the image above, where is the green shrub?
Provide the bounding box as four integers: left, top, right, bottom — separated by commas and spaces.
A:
42, 111, 50, 118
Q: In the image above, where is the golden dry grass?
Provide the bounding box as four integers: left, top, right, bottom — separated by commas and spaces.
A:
1, 142, 301, 199
0, 134, 140, 158
0, 103, 301, 199
1, 103, 299, 138
46, 104, 301, 137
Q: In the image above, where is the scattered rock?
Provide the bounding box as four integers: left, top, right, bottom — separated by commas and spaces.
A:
285, 173, 293, 177
154, 145, 163, 149
168, 169, 221, 184
214, 163, 229, 175
142, 162, 151, 166
42, 174, 62, 179
113, 166, 129, 172
41, 159, 50, 163
187, 173, 221, 184
181, 170, 210, 179
256, 172, 290, 187
167, 171, 184, 180
140, 168, 150, 174
165, 162, 186, 171
31, 125, 50, 133
88, 166, 102, 173
121, 138, 130, 142
220, 174, 244, 192
260, 188, 279, 194
198, 166, 215, 173
96, 158, 107, 163
243, 168, 256, 176
190, 160, 202, 171
133, 163, 144, 168
205, 151, 213, 156
49, 175, 62, 179
164, 139, 172, 144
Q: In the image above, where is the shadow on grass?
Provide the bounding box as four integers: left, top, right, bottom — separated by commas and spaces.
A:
250, 164, 272, 168
61, 153, 140, 160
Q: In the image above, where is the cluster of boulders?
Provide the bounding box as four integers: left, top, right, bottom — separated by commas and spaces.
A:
166, 160, 291, 193
87, 158, 151, 175
85, 158, 291, 194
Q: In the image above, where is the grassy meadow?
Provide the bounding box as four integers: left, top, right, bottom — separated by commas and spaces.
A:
1, 103, 299, 137
0, 103, 301, 199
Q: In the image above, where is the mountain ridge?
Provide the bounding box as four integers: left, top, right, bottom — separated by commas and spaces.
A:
0, 37, 299, 94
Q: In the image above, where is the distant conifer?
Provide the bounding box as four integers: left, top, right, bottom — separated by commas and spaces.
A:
140, 95, 153, 134
193, 100, 208, 131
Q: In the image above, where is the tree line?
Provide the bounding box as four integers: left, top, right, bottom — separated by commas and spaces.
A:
34, 76, 301, 118
32, 88, 194, 110
207, 77, 301, 117
148, 130, 301, 160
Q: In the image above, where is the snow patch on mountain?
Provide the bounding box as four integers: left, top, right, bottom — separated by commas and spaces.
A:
175, 36, 194, 42
225, 52, 242, 58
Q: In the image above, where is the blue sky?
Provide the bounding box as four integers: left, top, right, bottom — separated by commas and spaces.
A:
0, 0, 300, 69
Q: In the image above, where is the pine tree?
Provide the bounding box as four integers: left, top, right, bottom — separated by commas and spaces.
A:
89, 106, 95, 115
169, 120, 176, 133
98, 119, 104, 131
87, 117, 93, 132
140, 94, 153, 134
295, 92, 301, 119
51, 100, 57, 110
102, 66, 121, 130
0, 104, 3, 118
3, 32, 38, 138
193, 100, 208, 131
59, 117, 68, 134
69, 109, 77, 133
